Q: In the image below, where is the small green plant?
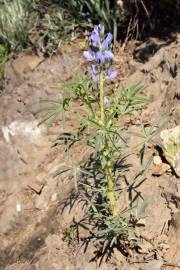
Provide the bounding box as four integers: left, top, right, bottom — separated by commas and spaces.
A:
39, 24, 147, 255
0, 43, 7, 93
0, 0, 37, 50
63, 223, 79, 245
0, 43, 7, 77
31, 3, 81, 55
63, 0, 118, 41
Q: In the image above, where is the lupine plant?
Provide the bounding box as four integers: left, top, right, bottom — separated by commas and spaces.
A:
77, 25, 145, 251
39, 24, 146, 254
83, 24, 119, 216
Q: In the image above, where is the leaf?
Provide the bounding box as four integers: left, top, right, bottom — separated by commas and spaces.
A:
102, 239, 109, 253
80, 168, 94, 176
51, 167, 70, 178
139, 143, 146, 165
127, 130, 146, 139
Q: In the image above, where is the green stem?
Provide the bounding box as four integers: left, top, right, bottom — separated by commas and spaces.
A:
99, 71, 117, 216
99, 71, 104, 122
105, 154, 117, 216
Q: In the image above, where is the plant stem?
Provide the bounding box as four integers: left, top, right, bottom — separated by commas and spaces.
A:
99, 70, 117, 216
99, 71, 104, 122
106, 164, 117, 216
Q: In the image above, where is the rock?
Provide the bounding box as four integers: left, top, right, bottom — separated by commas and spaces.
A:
158, 175, 180, 207
34, 234, 75, 270
140, 259, 163, 270
35, 179, 58, 209
164, 211, 180, 266
114, 248, 126, 263
4, 263, 36, 270
45, 234, 62, 250
153, 156, 162, 165
160, 125, 180, 177
4, 55, 44, 89
1, 120, 46, 143
27, 180, 45, 194
152, 163, 171, 176
138, 240, 153, 254
26, 56, 44, 71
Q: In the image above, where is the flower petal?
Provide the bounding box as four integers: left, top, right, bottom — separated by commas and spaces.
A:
104, 50, 114, 61
91, 64, 98, 75
95, 51, 105, 64
90, 45, 99, 53
97, 24, 104, 36
94, 24, 104, 36
89, 65, 99, 82
107, 68, 118, 79
90, 31, 100, 47
83, 50, 95, 61
102, 33, 113, 50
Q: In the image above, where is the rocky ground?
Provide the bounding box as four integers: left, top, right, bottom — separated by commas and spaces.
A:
0, 33, 180, 270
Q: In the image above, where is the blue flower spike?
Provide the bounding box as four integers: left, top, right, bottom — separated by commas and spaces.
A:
83, 24, 118, 81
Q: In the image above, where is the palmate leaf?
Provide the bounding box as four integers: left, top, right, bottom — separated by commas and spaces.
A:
52, 129, 85, 151
109, 129, 128, 146
36, 99, 66, 127
53, 133, 77, 146
51, 164, 82, 191
127, 116, 168, 164
81, 192, 97, 212
116, 83, 147, 116
86, 115, 127, 152
95, 215, 131, 253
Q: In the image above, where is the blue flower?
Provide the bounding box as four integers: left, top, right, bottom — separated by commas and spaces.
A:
90, 31, 100, 47
83, 50, 95, 61
91, 64, 98, 74
90, 24, 105, 49
90, 64, 99, 82
84, 25, 113, 64
104, 50, 113, 61
95, 50, 113, 64
107, 68, 118, 79
94, 24, 104, 36
102, 33, 113, 50
83, 24, 118, 82
95, 51, 104, 63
